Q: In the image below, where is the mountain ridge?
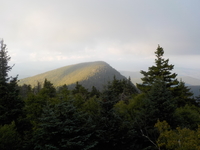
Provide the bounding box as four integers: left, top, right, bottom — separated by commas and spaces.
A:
18, 61, 128, 91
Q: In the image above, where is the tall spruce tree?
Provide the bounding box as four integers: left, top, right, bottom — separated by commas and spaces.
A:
137, 45, 179, 93
0, 40, 23, 125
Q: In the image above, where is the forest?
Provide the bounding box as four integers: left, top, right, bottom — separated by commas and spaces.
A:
1, 40, 200, 150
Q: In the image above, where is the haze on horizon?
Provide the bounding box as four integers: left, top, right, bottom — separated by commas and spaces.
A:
1, 0, 200, 79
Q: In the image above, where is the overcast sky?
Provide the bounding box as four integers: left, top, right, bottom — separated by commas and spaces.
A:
1, 0, 200, 79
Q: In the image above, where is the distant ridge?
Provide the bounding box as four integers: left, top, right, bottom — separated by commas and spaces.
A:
188, 86, 200, 97
19, 61, 128, 91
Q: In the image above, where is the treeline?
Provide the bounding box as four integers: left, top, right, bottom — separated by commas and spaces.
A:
1, 40, 200, 149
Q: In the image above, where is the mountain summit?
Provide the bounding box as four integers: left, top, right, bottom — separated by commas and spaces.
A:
18, 61, 128, 90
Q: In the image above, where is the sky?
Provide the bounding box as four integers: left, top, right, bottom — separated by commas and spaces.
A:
1, 0, 200, 79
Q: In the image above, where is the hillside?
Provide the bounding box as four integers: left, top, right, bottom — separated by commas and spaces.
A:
19, 61, 128, 91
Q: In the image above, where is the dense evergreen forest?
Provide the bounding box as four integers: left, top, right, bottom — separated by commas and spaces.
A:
1, 40, 200, 150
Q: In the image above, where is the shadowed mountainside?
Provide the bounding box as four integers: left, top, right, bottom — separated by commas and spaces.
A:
19, 61, 129, 91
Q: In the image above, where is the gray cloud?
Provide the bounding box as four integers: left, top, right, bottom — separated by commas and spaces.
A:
1, 0, 200, 77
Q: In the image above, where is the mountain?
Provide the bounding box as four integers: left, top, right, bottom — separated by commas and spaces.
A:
18, 61, 128, 91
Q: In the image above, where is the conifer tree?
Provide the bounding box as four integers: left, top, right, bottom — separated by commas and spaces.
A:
137, 45, 179, 93
33, 99, 97, 150
173, 80, 196, 107
0, 40, 24, 125
39, 78, 56, 98
90, 86, 101, 98
72, 81, 89, 99
146, 80, 176, 125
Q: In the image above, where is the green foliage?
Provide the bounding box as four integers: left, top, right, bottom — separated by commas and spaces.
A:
32, 81, 42, 94
114, 98, 146, 149
146, 80, 176, 125
2, 41, 200, 149
27, 80, 58, 119
0, 40, 12, 82
18, 84, 32, 99
56, 84, 70, 100
24, 93, 47, 129
0, 40, 24, 126
101, 76, 138, 105
115, 80, 177, 149
136, 80, 177, 148
72, 81, 89, 99
155, 120, 200, 150
82, 96, 101, 118
33, 99, 97, 150
94, 98, 136, 150
89, 86, 101, 98
114, 93, 147, 124
39, 79, 56, 98
174, 105, 200, 129
137, 45, 179, 93
0, 122, 21, 150
173, 81, 197, 107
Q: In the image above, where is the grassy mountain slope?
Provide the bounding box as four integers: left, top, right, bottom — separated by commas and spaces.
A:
19, 61, 127, 91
